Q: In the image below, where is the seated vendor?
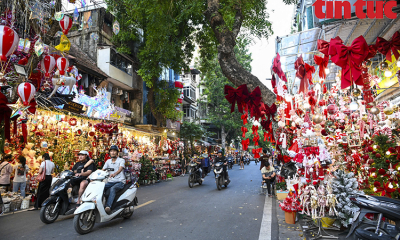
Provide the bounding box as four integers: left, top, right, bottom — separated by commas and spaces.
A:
70, 151, 95, 205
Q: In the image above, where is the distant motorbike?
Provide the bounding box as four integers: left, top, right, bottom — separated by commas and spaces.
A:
346, 194, 400, 240
214, 162, 230, 190
255, 158, 259, 165
244, 158, 250, 165
40, 170, 80, 224
227, 158, 233, 169
188, 163, 203, 188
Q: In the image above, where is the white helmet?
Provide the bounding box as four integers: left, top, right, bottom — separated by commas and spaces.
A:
78, 150, 89, 156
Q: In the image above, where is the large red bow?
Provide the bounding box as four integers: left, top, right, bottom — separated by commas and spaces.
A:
244, 86, 262, 120
317, 39, 330, 56
366, 44, 377, 60
272, 53, 287, 82
252, 125, 259, 135
241, 126, 248, 138
271, 75, 276, 89
224, 84, 248, 113
253, 135, 260, 146
252, 148, 262, 158
314, 55, 329, 79
0, 92, 11, 140
328, 36, 369, 89
376, 31, 400, 62
241, 113, 248, 125
242, 138, 250, 151
261, 119, 271, 131
375, 182, 396, 198
264, 103, 277, 121
295, 56, 315, 94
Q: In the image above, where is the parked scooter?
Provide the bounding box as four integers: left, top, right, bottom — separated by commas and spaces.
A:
346, 194, 400, 240
214, 162, 230, 190
40, 170, 80, 223
73, 169, 138, 234
188, 162, 203, 188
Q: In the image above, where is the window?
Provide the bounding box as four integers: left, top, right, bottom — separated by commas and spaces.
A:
183, 86, 196, 100
183, 105, 197, 118
109, 49, 133, 76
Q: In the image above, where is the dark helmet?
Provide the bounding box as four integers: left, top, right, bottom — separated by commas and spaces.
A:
109, 145, 119, 152
217, 150, 222, 154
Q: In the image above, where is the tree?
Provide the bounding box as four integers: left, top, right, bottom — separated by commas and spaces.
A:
105, 0, 298, 117
180, 121, 206, 155
199, 37, 251, 149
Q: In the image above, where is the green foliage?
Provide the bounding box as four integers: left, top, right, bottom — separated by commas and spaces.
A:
244, 125, 272, 150
276, 181, 287, 191
180, 121, 208, 155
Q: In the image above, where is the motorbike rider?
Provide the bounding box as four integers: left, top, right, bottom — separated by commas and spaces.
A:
213, 150, 229, 182
70, 150, 95, 205
102, 145, 126, 214
190, 155, 203, 181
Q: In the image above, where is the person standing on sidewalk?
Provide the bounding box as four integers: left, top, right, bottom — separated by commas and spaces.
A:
33, 153, 55, 210
0, 154, 13, 192
12, 156, 29, 197
239, 153, 245, 169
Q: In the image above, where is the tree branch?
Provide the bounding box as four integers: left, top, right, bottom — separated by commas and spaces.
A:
232, 4, 243, 40
205, 0, 276, 105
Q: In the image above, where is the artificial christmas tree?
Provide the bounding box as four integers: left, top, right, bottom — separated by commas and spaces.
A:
365, 134, 399, 198
138, 156, 156, 184
331, 170, 362, 227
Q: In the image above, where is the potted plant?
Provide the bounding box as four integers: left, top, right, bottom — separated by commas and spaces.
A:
279, 190, 301, 224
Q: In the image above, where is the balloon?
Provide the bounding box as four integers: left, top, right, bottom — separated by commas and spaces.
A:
0, 25, 19, 62
56, 57, 69, 75
41, 55, 56, 77
59, 16, 72, 35
18, 82, 36, 106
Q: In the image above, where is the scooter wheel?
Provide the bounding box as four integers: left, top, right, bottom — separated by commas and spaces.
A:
73, 210, 96, 235
40, 203, 60, 224
216, 179, 222, 190
122, 208, 133, 219
188, 175, 194, 188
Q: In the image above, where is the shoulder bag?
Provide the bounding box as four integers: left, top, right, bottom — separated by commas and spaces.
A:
36, 161, 46, 182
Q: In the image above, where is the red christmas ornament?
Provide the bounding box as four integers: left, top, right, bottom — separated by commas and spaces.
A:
327, 104, 338, 114
386, 160, 390, 163
370, 167, 377, 172
321, 129, 328, 136
373, 181, 381, 187
372, 151, 376, 155
68, 118, 77, 126
378, 168, 386, 175
363, 155, 369, 161
368, 146, 373, 152
375, 153, 381, 158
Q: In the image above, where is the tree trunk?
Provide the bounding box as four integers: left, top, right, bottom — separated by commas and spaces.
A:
147, 77, 165, 127
204, 0, 276, 106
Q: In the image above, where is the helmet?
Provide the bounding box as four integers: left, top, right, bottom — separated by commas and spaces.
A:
109, 145, 119, 152
78, 150, 89, 156
217, 150, 222, 154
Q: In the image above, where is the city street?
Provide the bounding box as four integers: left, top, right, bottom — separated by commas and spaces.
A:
0, 162, 279, 240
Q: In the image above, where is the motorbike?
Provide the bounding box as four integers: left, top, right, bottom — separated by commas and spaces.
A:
73, 168, 138, 234
255, 158, 259, 165
346, 194, 400, 240
214, 162, 230, 190
244, 158, 250, 165
188, 163, 203, 188
40, 170, 80, 224
227, 158, 233, 169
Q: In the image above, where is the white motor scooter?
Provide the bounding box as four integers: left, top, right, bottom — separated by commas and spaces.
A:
73, 168, 138, 234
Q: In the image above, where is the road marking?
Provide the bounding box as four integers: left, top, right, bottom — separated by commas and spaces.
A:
135, 200, 155, 210
258, 196, 272, 240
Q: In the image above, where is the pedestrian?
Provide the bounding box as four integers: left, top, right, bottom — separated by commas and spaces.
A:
261, 162, 276, 197
12, 156, 29, 197
259, 149, 269, 170
201, 153, 210, 177
181, 155, 187, 177
32, 153, 55, 210
0, 154, 13, 192
240, 153, 245, 169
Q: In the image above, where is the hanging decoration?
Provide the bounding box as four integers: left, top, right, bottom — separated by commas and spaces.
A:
17, 82, 36, 106
56, 57, 69, 75
59, 16, 73, 35
41, 55, 56, 77
0, 25, 19, 62
113, 20, 120, 35
90, 33, 99, 41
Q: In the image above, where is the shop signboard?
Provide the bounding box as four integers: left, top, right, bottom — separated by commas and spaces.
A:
63, 102, 85, 114
110, 106, 133, 123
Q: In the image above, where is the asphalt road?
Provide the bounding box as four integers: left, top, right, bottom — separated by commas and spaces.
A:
0, 162, 278, 240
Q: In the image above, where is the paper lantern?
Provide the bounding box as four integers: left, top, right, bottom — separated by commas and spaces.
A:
174, 81, 183, 88
0, 25, 19, 62
18, 82, 36, 106
41, 55, 56, 77
56, 57, 69, 75
59, 16, 73, 35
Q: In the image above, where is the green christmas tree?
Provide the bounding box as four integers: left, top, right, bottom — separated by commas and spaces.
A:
139, 156, 156, 183
365, 134, 399, 198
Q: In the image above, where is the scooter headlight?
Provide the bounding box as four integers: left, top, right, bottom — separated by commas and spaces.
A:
51, 182, 67, 195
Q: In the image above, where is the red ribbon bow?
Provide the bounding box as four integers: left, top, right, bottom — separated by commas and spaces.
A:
261, 119, 272, 132
0, 92, 11, 140
365, 44, 377, 60
375, 182, 396, 198
252, 148, 262, 158
242, 138, 250, 151
241, 113, 248, 125
317, 39, 330, 56
376, 31, 400, 62
253, 134, 260, 146
263, 131, 268, 141
252, 125, 259, 135
328, 36, 369, 89
224, 84, 248, 113
244, 86, 262, 120
272, 53, 287, 82
314, 55, 329, 79
264, 103, 277, 121
241, 126, 248, 138
295, 56, 315, 94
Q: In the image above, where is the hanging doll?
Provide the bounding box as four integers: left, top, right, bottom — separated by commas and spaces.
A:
310, 188, 319, 218
327, 185, 338, 216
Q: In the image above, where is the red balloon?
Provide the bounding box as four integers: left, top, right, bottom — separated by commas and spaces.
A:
56, 57, 69, 75
17, 82, 36, 106
41, 55, 56, 77
0, 25, 19, 62
59, 16, 72, 35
